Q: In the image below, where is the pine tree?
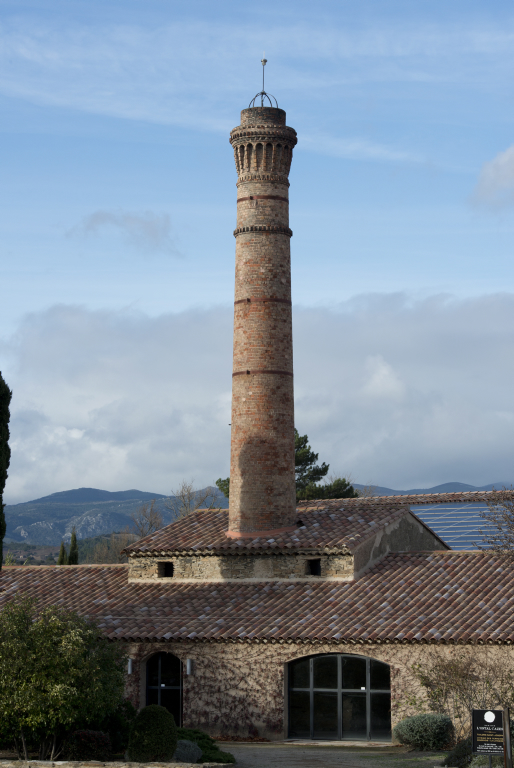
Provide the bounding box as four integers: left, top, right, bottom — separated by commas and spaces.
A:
216, 429, 333, 503
57, 541, 68, 565
0, 371, 12, 572
215, 477, 230, 499
68, 527, 79, 565
294, 429, 329, 497
297, 476, 359, 501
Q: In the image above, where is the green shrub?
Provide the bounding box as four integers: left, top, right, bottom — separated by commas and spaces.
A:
65, 730, 112, 761
86, 698, 137, 754
443, 737, 472, 767
127, 705, 177, 762
176, 727, 235, 764
394, 713, 454, 750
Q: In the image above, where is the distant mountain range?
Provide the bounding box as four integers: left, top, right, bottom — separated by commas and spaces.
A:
353, 481, 512, 496
4, 486, 228, 545
5, 482, 510, 546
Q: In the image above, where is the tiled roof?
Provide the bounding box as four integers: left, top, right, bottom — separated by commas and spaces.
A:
123, 491, 509, 556
123, 504, 413, 555
298, 490, 514, 509
1, 551, 513, 644
338, 491, 513, 506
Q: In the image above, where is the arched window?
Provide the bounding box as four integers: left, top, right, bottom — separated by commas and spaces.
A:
255, 143, 263, 170
146, 652, 182, 726
288, 653, 391, 741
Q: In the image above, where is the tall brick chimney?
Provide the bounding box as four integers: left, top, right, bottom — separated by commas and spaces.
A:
227, 104, 298, 537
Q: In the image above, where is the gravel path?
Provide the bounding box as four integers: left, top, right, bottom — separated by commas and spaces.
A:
218, 742, 446, 768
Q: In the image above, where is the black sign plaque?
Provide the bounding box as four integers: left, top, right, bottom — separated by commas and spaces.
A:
472, 710, 504, 755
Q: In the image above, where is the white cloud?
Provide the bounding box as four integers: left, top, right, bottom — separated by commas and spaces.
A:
301, 134, 422, 164
362, 355, 406, 400
0, 16, 511, 134
472, 145, 514, 209
68, 210, 180, 255
2, 293, 514, 504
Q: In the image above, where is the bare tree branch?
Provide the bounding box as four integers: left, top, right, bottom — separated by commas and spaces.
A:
85, 531, 138, 564
355, 483, 378, 499
476, 487, 514, 559
130, 499, 164, 539
412, 647, 514, 741
164, 480, 220, 520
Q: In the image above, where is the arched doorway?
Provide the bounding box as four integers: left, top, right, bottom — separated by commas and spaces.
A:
288, 654, 391, 741
146, 652, 182, 726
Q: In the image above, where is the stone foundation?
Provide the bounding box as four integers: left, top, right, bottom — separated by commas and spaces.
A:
0, 762, 220, 768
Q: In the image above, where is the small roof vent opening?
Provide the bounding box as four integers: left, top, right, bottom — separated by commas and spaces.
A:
296, 519, 304, 527
306, 558, 321, 577
158, 562, 174, 578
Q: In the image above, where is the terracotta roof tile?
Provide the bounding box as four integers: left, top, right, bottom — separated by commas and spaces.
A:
122, 503, 422, 555
123, 491, 513, 556
1, 550, 514, 644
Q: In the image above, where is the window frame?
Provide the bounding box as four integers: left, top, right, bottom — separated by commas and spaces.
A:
145, 652, 182, 726
288, 653, 391, 741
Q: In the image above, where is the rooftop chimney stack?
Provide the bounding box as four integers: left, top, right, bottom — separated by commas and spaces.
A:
227, 101, 298, 537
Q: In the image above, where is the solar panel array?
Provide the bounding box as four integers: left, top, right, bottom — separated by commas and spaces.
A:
412, 503, 492, 550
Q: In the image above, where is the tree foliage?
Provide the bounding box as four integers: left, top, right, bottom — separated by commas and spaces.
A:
84, 532, 137, 564
0, 371, 12, 572
294, 429, 329, 493
127, 704, 177, 762
412, 647, 514, 741
216, 429, 338, 502
215, 477, 230, 500
67, 528, 79, 565
57, 541, 68, 565
0, 597, 126, 760
297, 476, 358, 501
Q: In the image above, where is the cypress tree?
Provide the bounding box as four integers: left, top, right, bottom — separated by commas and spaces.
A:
0, 371, 12, 572
57, 541, 68, 565
68, 527, 79, 565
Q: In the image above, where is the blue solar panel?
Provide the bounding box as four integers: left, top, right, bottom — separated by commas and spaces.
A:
411, 503, 495, 550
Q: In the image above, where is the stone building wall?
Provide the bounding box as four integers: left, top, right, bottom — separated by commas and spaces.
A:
127, 553, 354, 582
125, 641, 514, 741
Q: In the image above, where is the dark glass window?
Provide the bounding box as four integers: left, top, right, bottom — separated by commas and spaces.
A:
342, 656, 366, 690
370, 693, 392, 739
146, 653, 182, 726
313, 692, 338, 738
288, 654, 391, 741
342, 693, 367, 738
370, 659, 390, 690
290, 657, 310, 689
313, 656, 337, 689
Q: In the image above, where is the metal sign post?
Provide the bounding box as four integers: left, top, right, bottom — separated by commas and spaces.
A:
504, 707, 513, 768
473, 709, 505, 768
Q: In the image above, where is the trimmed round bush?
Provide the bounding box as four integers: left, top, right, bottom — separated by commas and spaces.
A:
127, 704, 177, 762
65, 730, 112, 761
394, 713, 454, 750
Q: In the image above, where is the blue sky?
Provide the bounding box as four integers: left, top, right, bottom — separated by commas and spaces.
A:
1, 0, 514, 502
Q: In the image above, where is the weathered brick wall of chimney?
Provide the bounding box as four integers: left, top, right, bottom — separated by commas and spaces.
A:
228, 107, 298, 536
